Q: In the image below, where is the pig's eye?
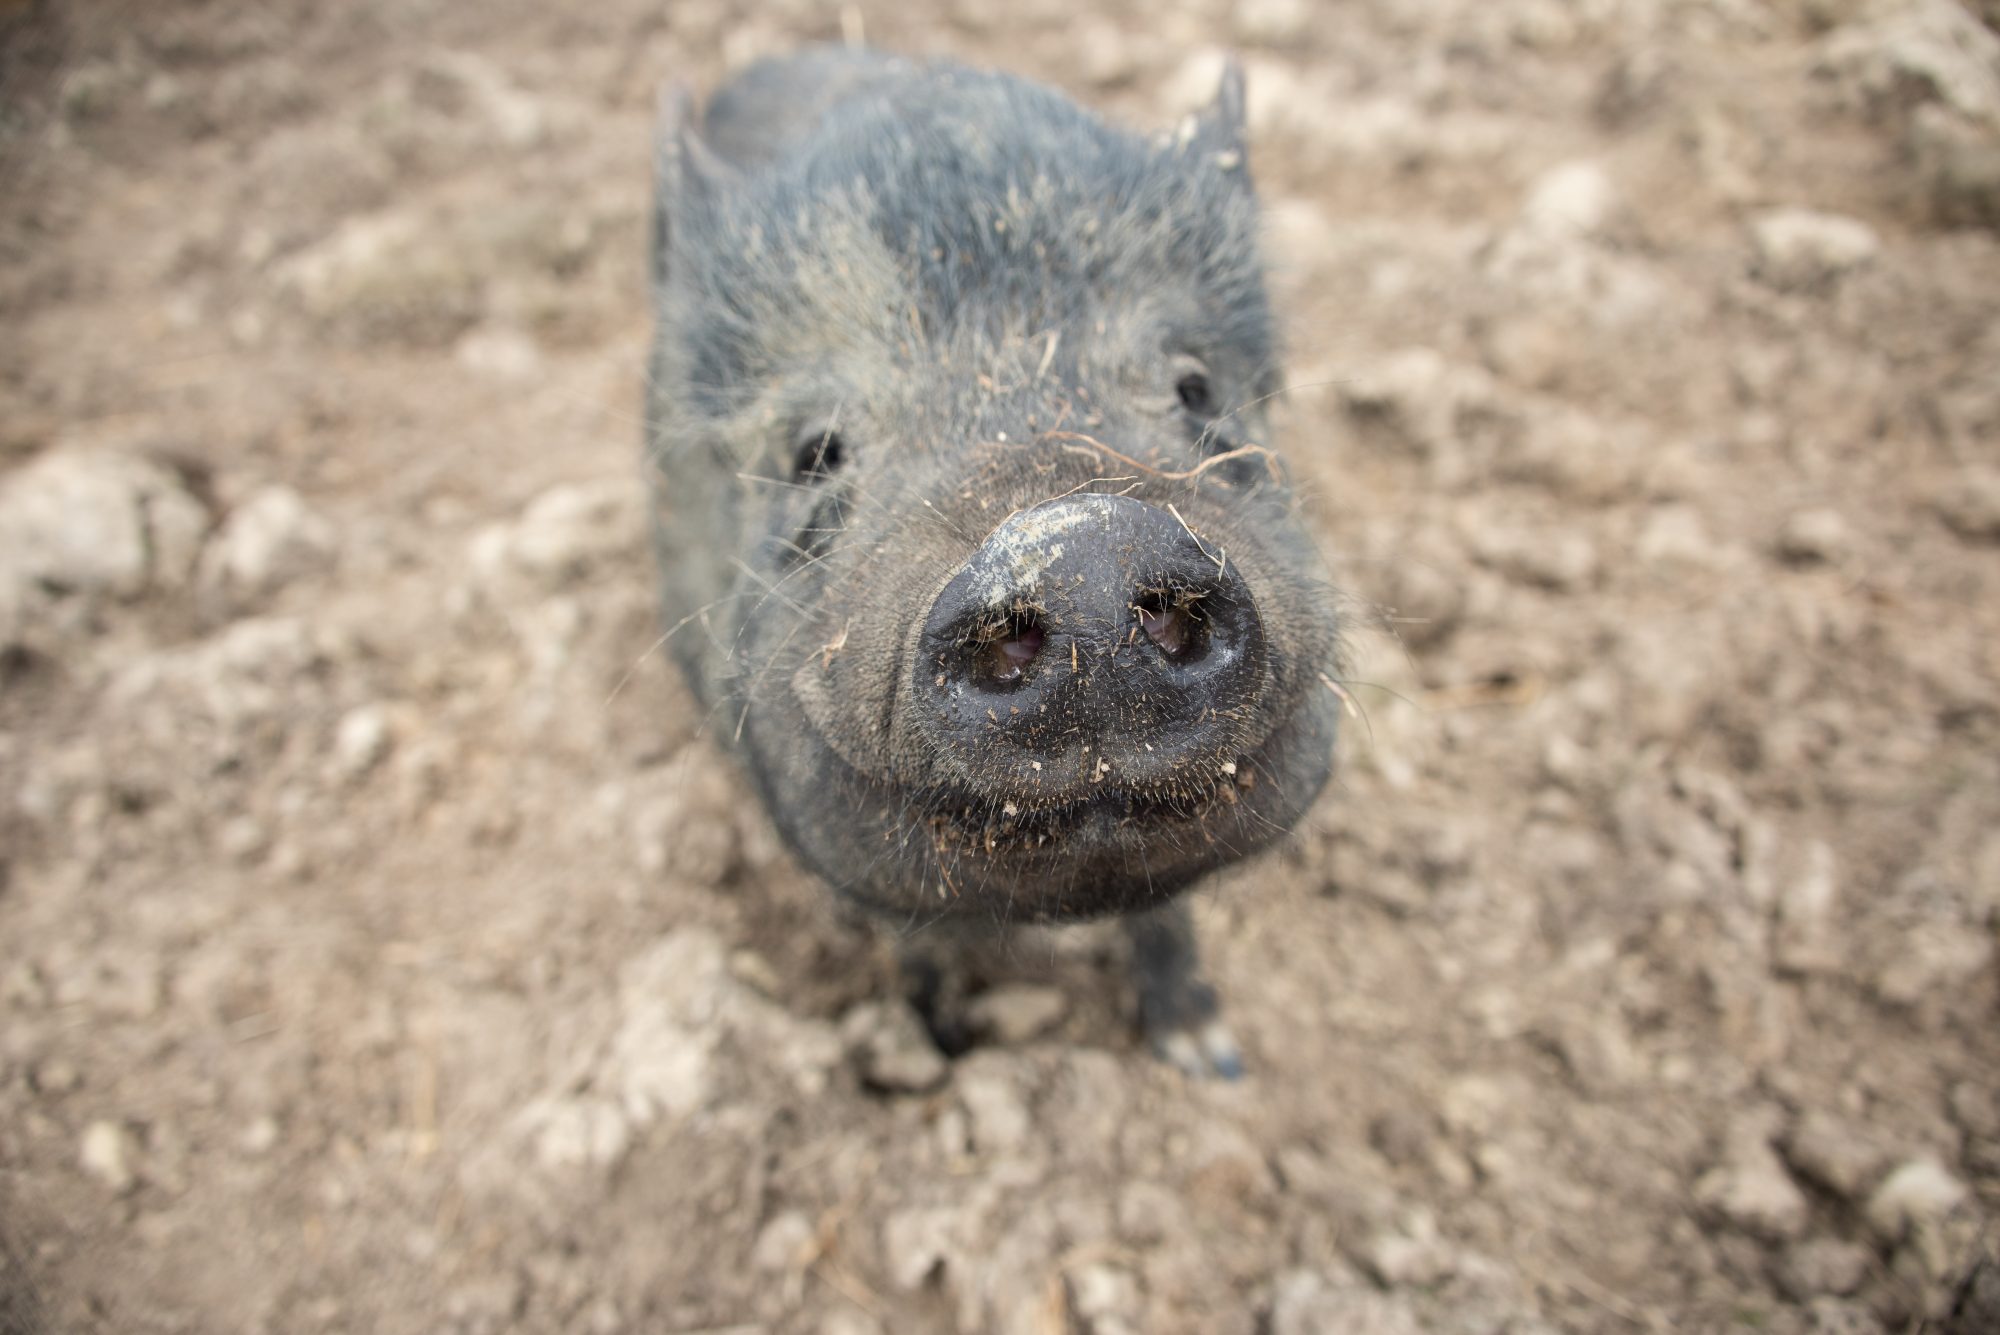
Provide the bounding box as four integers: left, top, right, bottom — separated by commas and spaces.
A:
1175, 370, 1215, 418
793, 429, 846, 483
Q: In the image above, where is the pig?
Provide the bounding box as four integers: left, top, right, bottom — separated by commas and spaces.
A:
644, 48, 1341, 1077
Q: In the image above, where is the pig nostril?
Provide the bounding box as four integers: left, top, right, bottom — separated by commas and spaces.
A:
1133, 590, 1209, 664
915, 495, 1273, 801
971, 613, 1045, 687
1139, 605, 1187, 655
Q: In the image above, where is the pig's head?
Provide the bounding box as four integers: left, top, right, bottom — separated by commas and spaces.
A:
646, 58, 1341, 923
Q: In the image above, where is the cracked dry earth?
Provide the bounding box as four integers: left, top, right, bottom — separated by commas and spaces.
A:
3, 0, 1999, 1332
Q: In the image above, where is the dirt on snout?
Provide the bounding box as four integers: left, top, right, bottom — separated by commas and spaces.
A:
3, 1, 1998, 1332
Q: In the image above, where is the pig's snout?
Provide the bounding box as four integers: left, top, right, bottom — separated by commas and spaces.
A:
913, 493, 1268, 798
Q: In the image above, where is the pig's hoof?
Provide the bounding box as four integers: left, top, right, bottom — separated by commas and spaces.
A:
1150, 1017, 1245, 1081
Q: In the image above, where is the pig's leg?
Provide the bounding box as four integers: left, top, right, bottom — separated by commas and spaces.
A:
1126, 900, 1243, 1080
895, 925, 983, 1058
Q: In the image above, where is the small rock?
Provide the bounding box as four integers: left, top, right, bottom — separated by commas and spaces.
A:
1068, 1263, 1143, 1333
843, 1000, 949, 1095
1948, 1080, 2000, 1142
611, 933, 728, 1123
520, 1096, 631, 1171
1750, 209, 1880, 290
1873, 1158, 1986, 1304
727, 949, 783, 998
487, 480, 646, 589
1341, 347, 1503, 473
1874, 921, 1994, 1008
1776, 1238, 1871, 1300
957, 1066, 1032, 1154
1814, 1, 2000, 126
1116, 1180, 1180, 1245
1480, 314, 1572, 391
1411, 821, 1474, 886
1596, 48, 1674, 127
1185, 1122, 1277, 1208
631, 786, 741, 888
199, 486, 336, 598
1540, 1011, 1642, 1097
1507, 0, 1582, 51
1636, 504, 1720, 568
454, 324, 545, 380
241, 1116, 280, 1156
80, 1119, 138, 1194
1502, 406, 1647, 502
31, 1060, 79, 1095
881, 1206, 958, 1291
1801, 1297, 1885, 1334
332, 704, 394, 779
107, 617, 329, 759
0, 449, 207, 630
216, 815, 270, 864
444, 1270, 524, 1328
1354, 1211, 1457, 1288
277, 209, 483, 346
768, 1019, 845, 1103
1913, 105, 2000, 227
1048, 1191, 1112, 1255
1539, 732, 1591, 791
1697, 1112, 1812, 1241
1523, 160, 1620, 239
1933, 467, 2000, 543
1368, 1109, 1440, 1170
1776, 508, 1852, 564
1865, 1157, 1968, 1246
1439, 1073, 1511, 1140
1268, 1270, 1425, 1335
1473, 523, 1599, 591
1371, 538, 1467, 651
1785, 1110, 1890, 1202
752, 1209, 816, 1272
1773, 840, 1843, 976
966, 984, 1067, 1044
419, 52, 547, 148
933, 1104, 972, 1160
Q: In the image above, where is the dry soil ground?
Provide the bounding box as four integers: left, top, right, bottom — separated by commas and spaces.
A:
3, 0, 1999, 1332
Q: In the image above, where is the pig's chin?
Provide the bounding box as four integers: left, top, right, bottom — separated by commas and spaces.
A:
773, 685, 1337, 925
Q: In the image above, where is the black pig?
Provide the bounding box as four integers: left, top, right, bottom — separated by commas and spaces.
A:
644, 48, 1340, 1076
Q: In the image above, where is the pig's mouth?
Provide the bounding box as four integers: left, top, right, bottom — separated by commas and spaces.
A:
780, 664, 1336, 923
920, 760, 1261, 855
896, 682, 1332, 919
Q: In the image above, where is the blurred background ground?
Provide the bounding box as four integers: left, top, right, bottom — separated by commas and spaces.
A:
2, 0, 1998, 1331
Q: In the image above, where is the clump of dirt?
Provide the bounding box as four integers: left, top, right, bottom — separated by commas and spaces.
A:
3, 1, 1997, 1332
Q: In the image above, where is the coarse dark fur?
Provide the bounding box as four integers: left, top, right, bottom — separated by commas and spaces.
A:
644, 48, 1339, 949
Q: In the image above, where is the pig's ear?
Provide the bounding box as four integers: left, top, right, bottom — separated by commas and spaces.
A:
1162, 57, 1252, 180
652, 83, 734, 291
1201, 57, 1249, 155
